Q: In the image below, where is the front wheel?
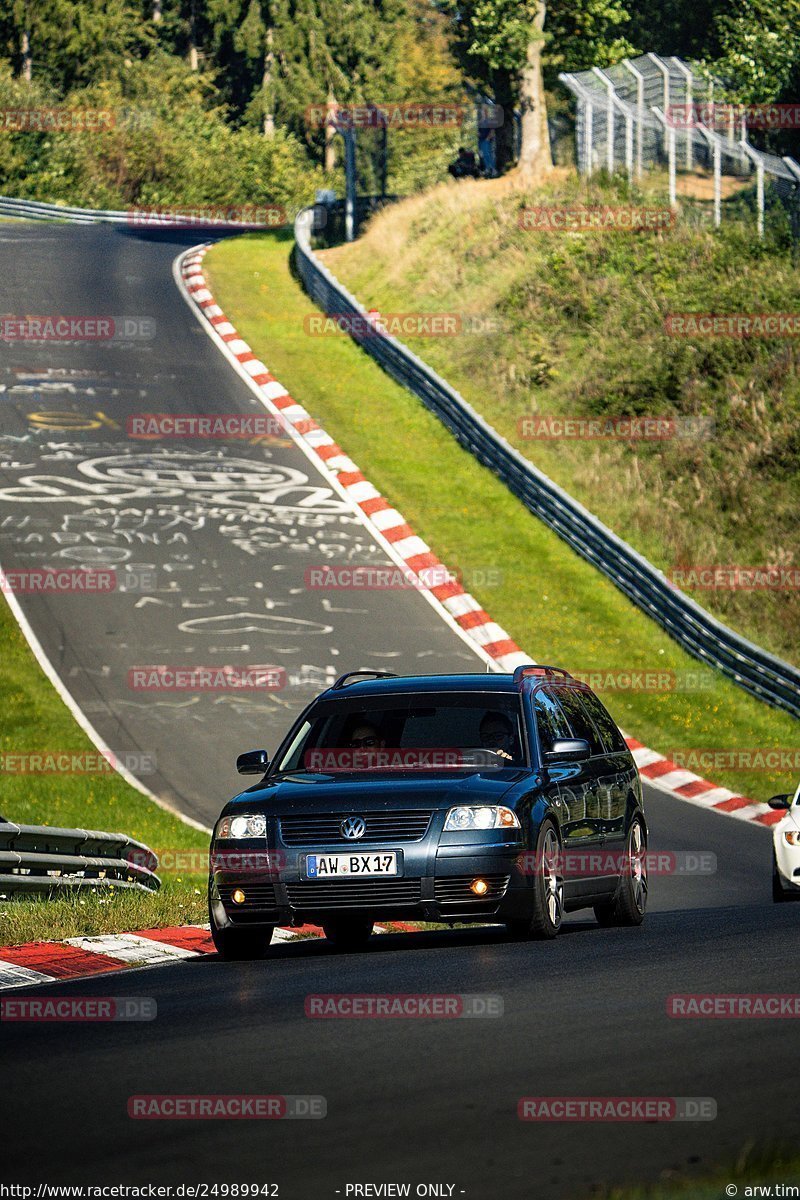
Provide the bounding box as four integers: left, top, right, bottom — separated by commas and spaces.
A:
322, 917, 374, 951
594, 817, 648, 928
211, 922, 274, 960
507, 819, 564, 940
209, 895, 274, 959
773, 852, 789, 903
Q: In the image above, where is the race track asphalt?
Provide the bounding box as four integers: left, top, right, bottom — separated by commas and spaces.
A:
0, 223, 795, 1199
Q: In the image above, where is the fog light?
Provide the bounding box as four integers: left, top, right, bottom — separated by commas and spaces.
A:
470, 878, 489, 896
232, 889, 246, 905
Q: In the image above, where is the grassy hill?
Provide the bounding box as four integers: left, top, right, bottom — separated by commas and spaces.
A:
320, 173, 800, 668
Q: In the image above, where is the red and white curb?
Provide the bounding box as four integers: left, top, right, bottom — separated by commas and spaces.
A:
176, 246, 777, 832
0, 921, 422, 991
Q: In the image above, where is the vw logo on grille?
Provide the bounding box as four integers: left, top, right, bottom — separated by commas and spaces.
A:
341, 815, 367, 840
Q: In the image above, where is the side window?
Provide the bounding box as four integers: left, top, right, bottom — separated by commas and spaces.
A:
553, 687, 605, 756
580, 689, 628, 754
533, 687, 572, 754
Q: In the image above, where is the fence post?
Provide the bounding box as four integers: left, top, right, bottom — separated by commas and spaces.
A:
670, 57, 694, 171
343, 126, 357, 241
622, 59, 645, 179
739, 143, 765, 238
712, 138, 721, 227
592, 68, 615, 173
697, 123, 722, 227
653, 108, 677, 207
624, 107, 634, 179
585, 99, 594, 174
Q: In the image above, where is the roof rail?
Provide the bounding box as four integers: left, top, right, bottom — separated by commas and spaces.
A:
512, 664, 573, 686
330, 669, 399, 691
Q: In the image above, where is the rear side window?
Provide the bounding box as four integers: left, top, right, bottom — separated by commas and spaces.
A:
532, 688, 572, 753
552, 687, 605, 756
580, 689, 628, 754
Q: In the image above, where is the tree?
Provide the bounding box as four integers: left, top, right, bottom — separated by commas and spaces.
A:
269, 0, 403, 170
714, 0, 800, 104
443, 0, 633, 176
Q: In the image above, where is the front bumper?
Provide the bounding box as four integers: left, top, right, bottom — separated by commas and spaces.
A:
209, 837, 531, 929
774, 826, 800, 892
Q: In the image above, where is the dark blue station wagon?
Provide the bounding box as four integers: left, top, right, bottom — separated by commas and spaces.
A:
208, 665, 648, 958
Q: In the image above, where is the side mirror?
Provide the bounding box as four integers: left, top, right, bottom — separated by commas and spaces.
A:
237, 749, 270, 776
544, 738, 591, 764
768, 794, 792, 810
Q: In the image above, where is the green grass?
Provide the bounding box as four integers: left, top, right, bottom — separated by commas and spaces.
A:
204, 228, 798, 805
598, 1148, 800, 1200
0, 590, 208, 947
319, 173, 800, 668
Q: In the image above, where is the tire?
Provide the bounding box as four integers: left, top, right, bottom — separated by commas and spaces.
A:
322, 917, 375, 951
211, 922, 274, 960
507, 819, 564, 940
773, 852, 788, 903
209, 895, 274, 959
594, 817, 648, 928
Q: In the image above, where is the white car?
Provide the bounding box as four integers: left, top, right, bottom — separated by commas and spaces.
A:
771, 780, 800, 902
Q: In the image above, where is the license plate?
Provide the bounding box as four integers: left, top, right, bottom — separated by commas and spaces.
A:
304, 852, 399, 879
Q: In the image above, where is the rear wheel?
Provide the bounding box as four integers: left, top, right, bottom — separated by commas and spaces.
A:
507, 819, 563, 940
594, 817, 647, 928
322, 917, 374, 951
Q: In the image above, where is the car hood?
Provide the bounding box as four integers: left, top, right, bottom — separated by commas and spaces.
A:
230, 769, 528, 815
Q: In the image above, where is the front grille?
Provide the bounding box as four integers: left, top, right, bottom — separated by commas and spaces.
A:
434, 874, 510, 908
280, 811, 433, 846
286, 878, 422, 909
218, 882, 279, 921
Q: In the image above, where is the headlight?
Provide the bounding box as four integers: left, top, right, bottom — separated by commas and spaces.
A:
215, 813, 267, 840
784, 830, 800, 846
444, 805, 520, 832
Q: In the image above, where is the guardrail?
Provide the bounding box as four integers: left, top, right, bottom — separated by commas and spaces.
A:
294, 206, 800, 719
0, 822, 161, 897
0, 195, 131, 223
0, 194, 283, 228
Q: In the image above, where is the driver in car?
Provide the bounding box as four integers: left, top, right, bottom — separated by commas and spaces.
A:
479, 712, 516, 762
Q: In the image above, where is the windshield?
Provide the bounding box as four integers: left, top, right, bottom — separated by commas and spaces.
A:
275, 691, 527, 774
